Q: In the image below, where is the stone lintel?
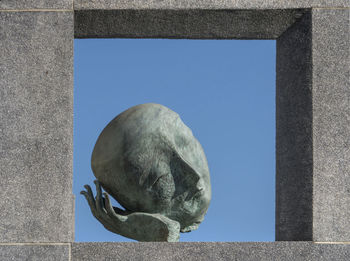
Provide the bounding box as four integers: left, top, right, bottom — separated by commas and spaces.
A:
74, 0, 349, 10
75, 9, 305, 39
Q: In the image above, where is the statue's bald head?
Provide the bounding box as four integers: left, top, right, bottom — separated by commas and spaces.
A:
91, 103, 211, 232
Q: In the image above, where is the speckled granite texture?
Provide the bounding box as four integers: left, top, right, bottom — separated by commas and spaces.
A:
0, 244, 69, 261
74, 9, 305, 39
0, 0, 349, 260
0, 0, 72, 10
311, 8, 350, 242
0, 11, 74, 242
276, 8, 350, 242
74, 0, 349, 10
72, 242, 350, 261
276, 11, 314, 241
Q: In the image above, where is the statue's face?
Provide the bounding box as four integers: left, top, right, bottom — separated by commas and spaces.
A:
118, 136, 211, 231
92, 103, 211, 232
170, 164, 211, 232
145, 150, 211, 232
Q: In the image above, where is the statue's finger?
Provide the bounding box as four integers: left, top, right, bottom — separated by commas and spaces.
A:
84, 185, 94, 199
104, 193, 127, 224
103, 192, 117, 218
94, 180, 107, 214
93, 180, 103, 207
80, 189, 97, 213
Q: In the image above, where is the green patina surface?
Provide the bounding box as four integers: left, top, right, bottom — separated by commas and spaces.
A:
81, 103, 211, 242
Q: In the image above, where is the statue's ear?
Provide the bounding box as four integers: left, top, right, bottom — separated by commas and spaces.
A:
139, 155, 172, 189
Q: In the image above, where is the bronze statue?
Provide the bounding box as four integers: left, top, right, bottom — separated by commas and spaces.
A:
81, 103, 211, 241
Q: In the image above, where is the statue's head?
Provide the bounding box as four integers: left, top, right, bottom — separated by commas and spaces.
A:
91, 103, 211, 232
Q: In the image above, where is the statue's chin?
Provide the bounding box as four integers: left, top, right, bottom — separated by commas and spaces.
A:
180, 221, 201, 233
163, 196, 207, 232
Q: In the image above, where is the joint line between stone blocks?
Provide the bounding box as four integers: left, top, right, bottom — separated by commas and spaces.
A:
0, 9, 73, 12
69, 243, 72, 261
314, 242, 350, 245
313, 7, 350, 10
0, 243, 71, 246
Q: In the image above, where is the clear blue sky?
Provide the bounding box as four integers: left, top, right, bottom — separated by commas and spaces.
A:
73, 39, 276, 242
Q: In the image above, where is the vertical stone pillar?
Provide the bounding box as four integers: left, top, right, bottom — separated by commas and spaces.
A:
311, 8, 350, 242
276, 8, 350, 241
276, 11, 313, 241
0, 2, 74, 245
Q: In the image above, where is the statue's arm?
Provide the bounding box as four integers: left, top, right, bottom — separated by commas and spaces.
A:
81, 180, 180, 242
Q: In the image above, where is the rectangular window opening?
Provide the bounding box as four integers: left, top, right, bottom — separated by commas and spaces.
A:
73, 39, 276, 242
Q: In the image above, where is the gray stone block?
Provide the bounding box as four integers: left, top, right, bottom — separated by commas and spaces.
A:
0, 11, 74, 242
276, 9, 350, 241
276, 11, 313, 241
0, 244, 69, 261
72, 242, 350, 261
74, 0, 349, 10
311, 8, 350, 242
75, 9, 304, 39
0, 1, 72, 10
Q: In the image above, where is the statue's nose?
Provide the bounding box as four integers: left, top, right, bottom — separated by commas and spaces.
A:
195, 178, 205, 191
185, 169, 200, 187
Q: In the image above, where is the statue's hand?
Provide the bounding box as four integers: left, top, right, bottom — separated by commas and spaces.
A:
80, 180, 180, 242
80, 180, 124, 233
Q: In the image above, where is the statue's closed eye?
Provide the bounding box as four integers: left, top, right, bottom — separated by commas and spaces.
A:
152, 173, 175, 199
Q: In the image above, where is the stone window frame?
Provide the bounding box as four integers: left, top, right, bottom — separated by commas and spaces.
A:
0, 1, 349, 259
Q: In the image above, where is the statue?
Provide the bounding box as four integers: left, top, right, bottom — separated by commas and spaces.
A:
81, 103, 211, 242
